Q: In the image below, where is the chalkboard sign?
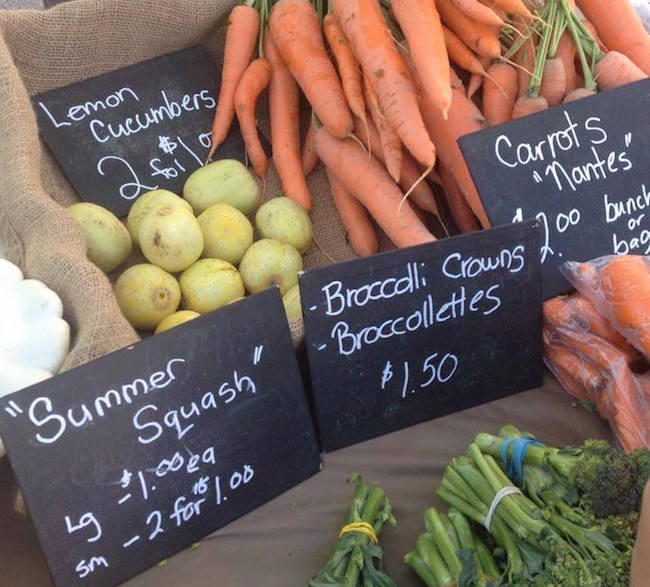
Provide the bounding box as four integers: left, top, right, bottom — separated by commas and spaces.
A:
459, 79, 650, 299
0, 289, 320, 587
300, 222, 543, 452
33, 46, 246, 218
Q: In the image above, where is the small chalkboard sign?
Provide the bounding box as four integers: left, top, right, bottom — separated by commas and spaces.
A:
33, 46, 245, 218
300, 222, 543, 452
459, 79, 650, 299
0, 289, 320, 587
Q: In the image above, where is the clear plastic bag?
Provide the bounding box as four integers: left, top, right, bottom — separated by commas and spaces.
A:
563, 255, 650, 363
543, 323, 649, 451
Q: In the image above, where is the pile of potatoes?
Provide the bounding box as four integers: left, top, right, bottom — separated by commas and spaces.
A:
67, 159, 311, 334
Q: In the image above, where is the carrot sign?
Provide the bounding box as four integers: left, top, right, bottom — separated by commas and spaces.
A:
459, 79, 650, 299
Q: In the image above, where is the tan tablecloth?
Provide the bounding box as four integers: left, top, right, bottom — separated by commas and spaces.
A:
0, 374, 611, 587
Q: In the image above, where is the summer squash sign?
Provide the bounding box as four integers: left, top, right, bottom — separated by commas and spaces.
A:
0, 289, 320, 587
460, 79, 650, 298
300, 222, 543, 452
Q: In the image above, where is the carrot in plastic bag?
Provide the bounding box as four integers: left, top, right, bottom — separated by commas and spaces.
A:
564, 256, 650, 362
551, 325, 648, 451
543, 328, 606, 403
543, 294, 643, 367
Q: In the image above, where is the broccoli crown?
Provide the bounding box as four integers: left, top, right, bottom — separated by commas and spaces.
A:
572, 440, 641, 518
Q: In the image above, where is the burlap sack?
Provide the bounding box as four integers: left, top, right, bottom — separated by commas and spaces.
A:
0, 0, 364, 370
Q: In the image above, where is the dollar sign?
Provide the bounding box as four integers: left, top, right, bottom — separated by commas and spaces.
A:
381, 361, 394, 390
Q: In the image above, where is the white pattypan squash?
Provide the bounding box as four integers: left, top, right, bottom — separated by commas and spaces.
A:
0, 258, 70, 457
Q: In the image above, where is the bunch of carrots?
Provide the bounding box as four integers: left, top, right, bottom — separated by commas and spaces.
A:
206, 0, 650, 255
544, 255, 650, 452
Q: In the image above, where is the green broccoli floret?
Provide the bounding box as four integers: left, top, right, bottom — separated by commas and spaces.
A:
568, 440, 640, 518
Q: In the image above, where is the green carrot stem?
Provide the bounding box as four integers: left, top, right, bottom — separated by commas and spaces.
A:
549, 9, 566, 58
561, 0, 596, 90
528, 0, 556, 96
405, 551, 439, 587
417, 534, 454, 587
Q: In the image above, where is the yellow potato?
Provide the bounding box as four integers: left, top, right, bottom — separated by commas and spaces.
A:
198, 203, 254, 265
68, 202, 132, 273
127, 189, 192, 246
239, 239, 303, 295
154, 310, 200, 334
282, 284, 302, 322
179, 258, 245, 314
115, 264, 180, 330
255, 197, 313, 253
139, 205, 203, 273
183, 159, 260, 215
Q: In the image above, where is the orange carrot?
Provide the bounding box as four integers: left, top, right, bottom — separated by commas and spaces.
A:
556, 31, 578, 95
596, 51, 647, 92
544, 333, 605, 403
323, 13, 367, 127
543, 294, 641, 366
265, 34, 312, 211
392, 0, 452, 118
353, 116, 440, 216
552, 326, 648, 451
443, 26, 486, 76
436, 0, 502, 59
482, 62, 518, 125
334, 0, 436, 169
540, 57, 567, 106
563, 88, 595, 103
450, 0, 503, 27
207, 5, 260, 163
486, 0, 533, 20
439, 164, 481, 233
600, 256, 650, 361
362, 75, 402, 183
302, 122, 319, 176
235, 58, 271, 179
414, 68, 490, 227
270, 0, 352, 139
325, 168, 379, 257
576, 0, 650, 75
471, 58, 490, 98
512, 95, 548, 119
315, 127, 436, 249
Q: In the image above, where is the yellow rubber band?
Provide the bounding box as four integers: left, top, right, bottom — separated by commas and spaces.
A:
338, 521, 378, 544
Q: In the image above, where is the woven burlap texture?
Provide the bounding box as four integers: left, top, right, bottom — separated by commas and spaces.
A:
0, 0, 365, 370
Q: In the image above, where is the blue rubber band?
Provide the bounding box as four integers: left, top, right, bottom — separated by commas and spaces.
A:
500, 437, 544, 486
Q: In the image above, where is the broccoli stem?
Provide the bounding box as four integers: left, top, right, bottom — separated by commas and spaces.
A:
417, 534, 454, 587
424, 509, 463, 579
343, 484, 386, 585
438, 512, 461, 552
473, 533, 502, 581
404, 550, 439, 587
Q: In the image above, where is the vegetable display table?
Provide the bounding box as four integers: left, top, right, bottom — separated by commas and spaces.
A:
0, 375, 610, 587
